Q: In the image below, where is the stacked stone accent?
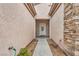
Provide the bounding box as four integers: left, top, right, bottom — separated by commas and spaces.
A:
73, 4, 79, 55
64, 3, 76, 55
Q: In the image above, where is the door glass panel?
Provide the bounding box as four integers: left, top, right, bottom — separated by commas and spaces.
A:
41, 26, 44, 31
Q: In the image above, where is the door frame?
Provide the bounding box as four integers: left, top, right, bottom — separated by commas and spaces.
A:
35, 19, 49, 37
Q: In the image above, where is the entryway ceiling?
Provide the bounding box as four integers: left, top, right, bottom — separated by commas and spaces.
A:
33, 3, 52, 19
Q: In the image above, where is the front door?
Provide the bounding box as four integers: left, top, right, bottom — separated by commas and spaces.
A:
39, 23, 46, 36
36, 20, 49, 37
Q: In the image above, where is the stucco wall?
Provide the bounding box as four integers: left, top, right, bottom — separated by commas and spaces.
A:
50, 4, 64, 50
0, 4, 35, 55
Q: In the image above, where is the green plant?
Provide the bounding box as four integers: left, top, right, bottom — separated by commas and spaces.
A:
17, 48, 31, 56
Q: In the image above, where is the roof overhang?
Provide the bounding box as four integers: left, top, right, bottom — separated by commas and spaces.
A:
48, 3, 61, 17
24, 3, 37, 17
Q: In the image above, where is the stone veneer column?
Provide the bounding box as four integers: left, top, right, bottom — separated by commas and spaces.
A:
73, 4, 79, 55
64, 3, 76, 55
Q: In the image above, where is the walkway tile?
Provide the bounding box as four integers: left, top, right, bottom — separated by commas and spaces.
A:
33, 38, 53, 56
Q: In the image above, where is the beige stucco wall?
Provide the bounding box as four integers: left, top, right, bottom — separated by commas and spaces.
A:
50, 4, 64, 50
0, 4, 35, 56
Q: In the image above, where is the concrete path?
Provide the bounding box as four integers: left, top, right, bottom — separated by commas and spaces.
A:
33, 38, 53, 56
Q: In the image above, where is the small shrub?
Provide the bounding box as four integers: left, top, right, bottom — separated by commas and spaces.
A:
17, 48, 31, 56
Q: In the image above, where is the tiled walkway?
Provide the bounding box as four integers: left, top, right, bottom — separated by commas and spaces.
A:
33, 38, 53, 56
